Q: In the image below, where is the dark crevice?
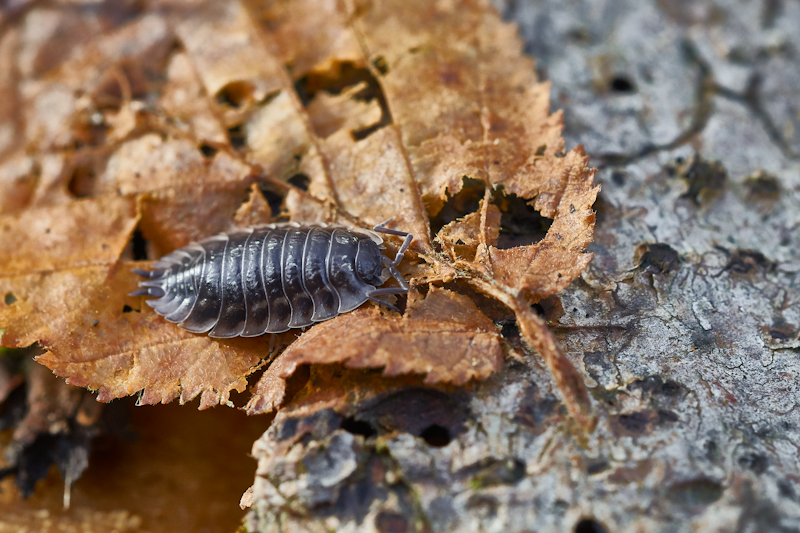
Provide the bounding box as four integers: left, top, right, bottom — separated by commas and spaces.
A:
130, 229, 149, 261
340, 417, 377, 438
575, 518, 609, 533
419, 424, 451, 447
610, 75, 636, 93
287, 173, 310, 191
227, 124, 246, 150
256, 181, 287, 219
67, 160, 98, 199
4, 292, 17, 306
199, 144, 219, 158
280, 364, 311, 407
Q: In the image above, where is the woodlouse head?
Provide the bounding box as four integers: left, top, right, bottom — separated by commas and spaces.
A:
355, 238, 385, 286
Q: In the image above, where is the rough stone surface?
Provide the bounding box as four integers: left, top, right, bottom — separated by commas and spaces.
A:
247, 1, 800, 531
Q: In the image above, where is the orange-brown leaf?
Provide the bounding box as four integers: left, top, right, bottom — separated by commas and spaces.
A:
0, 197, 138, 277
246, 287, 502, 414
2, 264, 267, 409
0, 0, 599, 426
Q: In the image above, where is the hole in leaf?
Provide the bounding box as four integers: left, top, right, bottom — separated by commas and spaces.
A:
419, 424, 451, 447
535, 145, 547, 156
4, 292, 17, 305
256, 181, 286, 219
428, 177, 485, 236
287, 173, 310, 191
227, 124, 246, 150
130, 230, 149, 261
497, 319, 519, 340
294, 61, 392, 139
122, 305, 138, 313
216, 81, 255, 108
340, 417, 377, 438
199, 144, 218, 158
575, 518, 609, 533
280, 364, 311, 406
610, 75, 635, 93
496, 193, 553, 249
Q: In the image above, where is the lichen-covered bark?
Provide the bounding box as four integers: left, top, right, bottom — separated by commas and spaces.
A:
246, 0, 800, 531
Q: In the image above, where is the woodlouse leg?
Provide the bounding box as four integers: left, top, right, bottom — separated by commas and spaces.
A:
367, 287, 407, 313
368, 297, 401, 313
373, 219, 413, 290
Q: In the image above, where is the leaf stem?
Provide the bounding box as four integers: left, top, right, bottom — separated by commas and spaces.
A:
466, 277, 596, 432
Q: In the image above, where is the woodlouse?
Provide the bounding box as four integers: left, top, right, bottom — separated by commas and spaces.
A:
130, 221, 413, 338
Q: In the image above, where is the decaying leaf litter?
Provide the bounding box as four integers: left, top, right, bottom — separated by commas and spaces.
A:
0, 0, 597, 504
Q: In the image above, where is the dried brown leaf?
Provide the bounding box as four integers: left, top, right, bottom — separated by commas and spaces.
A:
356, 0, 570, 217
0, 197, 138, 277
2, 265, 266, 409
0, 0, 598, 429
246, 287, 502, 414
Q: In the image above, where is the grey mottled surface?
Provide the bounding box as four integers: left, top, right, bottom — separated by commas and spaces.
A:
247, 1, 800, 531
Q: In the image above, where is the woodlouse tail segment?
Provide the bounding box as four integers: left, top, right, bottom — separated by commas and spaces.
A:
373, 219, 413, 291
129, 268, 168, 298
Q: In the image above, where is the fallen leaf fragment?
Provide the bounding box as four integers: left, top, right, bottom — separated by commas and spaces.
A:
1, 264, 267, 410
0, 196, 138, 277
0, 0, 600, 434
175, 1, 284, 107
246, 287, 502, 414
438, 198, 502, 263
484, 148, 599, 303
355, 0, 568, 217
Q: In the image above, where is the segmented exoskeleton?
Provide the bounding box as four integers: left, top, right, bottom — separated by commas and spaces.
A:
129, 221, 413, 338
